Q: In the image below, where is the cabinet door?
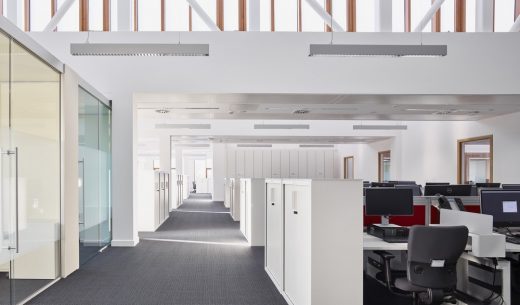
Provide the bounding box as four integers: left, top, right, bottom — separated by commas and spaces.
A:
266, 182, 283, 287
324, 150, 334, 178
263, 150, 272, 178
298, 151, 307, 178
281, 150, 290, 178
307, 150, 317, 179
240, 180, 247, 235
236, 151, 245, 178
316, 151, 325, 179
271, 150, 281, 178
245, 151, 254, 178
254, 151, 263, 178
227, 150, 236, 178
155, 172, 160, 227
284, 184, 311, 305
289, 150, 299, 178
159, 173, 165, 222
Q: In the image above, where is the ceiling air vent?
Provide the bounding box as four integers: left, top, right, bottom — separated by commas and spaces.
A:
155, 109, 170, 114
293, 109, 310, 114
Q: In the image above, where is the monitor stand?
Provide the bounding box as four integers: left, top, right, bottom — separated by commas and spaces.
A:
373, 216, 400, 228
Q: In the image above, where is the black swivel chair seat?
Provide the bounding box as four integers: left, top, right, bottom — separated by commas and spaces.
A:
375, 225, 469, 305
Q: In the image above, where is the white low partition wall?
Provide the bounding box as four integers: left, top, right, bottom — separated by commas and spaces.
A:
239, 178, 266, 246
265, 179, 363, 305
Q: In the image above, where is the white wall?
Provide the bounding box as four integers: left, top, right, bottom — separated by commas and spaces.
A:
337, 112, 520, 185
29, 32, 520, 246
212, 144, 226, 201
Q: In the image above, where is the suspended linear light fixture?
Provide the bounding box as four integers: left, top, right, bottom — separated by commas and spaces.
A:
309, 44, 447, 57
353, 124, 408, 130
71, 43, 210, 56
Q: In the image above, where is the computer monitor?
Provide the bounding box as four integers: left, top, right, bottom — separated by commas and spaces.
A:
425, 182, 450, 186
502, 184, 520, 190
476, 183, 501, 188
424, 184, 473, 197
396, 181, 417, 185
395, 184, 422, 196
365, 188, 414, 226
371, 182, 396, 188
481, 190, 520, 228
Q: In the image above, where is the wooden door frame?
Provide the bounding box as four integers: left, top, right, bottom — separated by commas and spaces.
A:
457, 135, 493, 184
343, 156, 354, 179
378, 150, 391, 182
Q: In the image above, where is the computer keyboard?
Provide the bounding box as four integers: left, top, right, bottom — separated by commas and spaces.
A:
506, 236, 520, 244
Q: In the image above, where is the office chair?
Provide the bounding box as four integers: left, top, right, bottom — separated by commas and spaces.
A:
374, 226, 469, 305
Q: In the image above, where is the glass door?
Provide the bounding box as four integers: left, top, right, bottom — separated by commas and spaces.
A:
0, 30, 61, 305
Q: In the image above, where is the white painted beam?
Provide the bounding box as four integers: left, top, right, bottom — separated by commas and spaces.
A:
511, 15, 520, 32
186, 0, 220, 31
375, 0, 392, 32
475, 0, 494, 32
304, 0, 345, 32
248, 0, 260, 31
414, 0, 446, 32
117, 0, 134, 31
44, 0, 77, 32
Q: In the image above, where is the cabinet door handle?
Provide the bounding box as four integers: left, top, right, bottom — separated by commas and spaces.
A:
293, 211, 298, 215
271, 202, 275, 206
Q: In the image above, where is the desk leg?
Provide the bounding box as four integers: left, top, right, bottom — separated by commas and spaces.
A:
499, 260, 511, 305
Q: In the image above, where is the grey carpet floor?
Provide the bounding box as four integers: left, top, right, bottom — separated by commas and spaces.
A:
0, 276, 51, 305
28, 196, 287, 305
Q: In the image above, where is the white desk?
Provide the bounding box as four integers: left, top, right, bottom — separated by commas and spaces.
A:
363, 233, 520, 305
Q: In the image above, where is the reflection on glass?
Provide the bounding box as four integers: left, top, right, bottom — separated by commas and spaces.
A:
0, 31, 61, 305
78, 88, 111, 265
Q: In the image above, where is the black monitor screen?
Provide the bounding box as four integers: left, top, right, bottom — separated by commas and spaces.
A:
502, 184, 520, 190
425, 182, 450, 186
481, 190, 520, 227
371, 182, 396, 188
424, 184, 472, 196
476, 183, 501, 188
365, 188, 413, 216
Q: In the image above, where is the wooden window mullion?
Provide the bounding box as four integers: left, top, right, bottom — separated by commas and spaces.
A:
80, 0, 89, 31
24, 0, 30, 31
189, 5, 192, 31
160, 0, 165, 31
325, 0, 332, 32
432, 0, 441, 32
516, 0, 520, 19
216, 0, 223, 30
455, 0, 465, 32
347, 0, 356, 32
239, 0, 247, 31
103, 0, 110, 31
405, 0, 411, 32
134, 0, 138, 31
271, 0, 274, 31
297, 0, 302, 32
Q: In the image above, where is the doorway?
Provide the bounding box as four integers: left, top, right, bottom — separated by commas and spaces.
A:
378, 151, 391, 182
344, 156, 354, 179
457, 135, 493, 184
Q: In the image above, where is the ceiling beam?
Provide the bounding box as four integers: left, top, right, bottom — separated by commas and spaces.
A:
44, 0, 78, 32
304, 0, 345, 32
414, 0, 446, 32
186, 0, 220, 31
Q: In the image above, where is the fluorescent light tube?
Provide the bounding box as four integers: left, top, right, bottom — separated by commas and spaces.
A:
236, 144, 273, 148
71, 43, 210, 56
353, 125, 408, 130
299, 144, 334, 148
254, 124, 310, 130
309, 44, 447, 57
155, 124, 211, 129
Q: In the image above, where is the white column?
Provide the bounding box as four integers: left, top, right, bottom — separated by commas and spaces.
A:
475, 0, 494, 32
248, 0, 260, 31
375, 0, 392, 32
159, 135, 171, 173
111, 92, 138, 247
6, 0, 24, 29
212, 144, 226, 201
117, 0, 134, 31
186, 0, 220, 31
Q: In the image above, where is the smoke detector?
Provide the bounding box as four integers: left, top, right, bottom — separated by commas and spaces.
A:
155, 109, 170, 114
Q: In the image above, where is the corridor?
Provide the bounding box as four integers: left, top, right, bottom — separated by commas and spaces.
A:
28, 194, 287, 305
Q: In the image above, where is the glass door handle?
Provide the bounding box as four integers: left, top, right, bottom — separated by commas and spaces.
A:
1, 148, 19, 253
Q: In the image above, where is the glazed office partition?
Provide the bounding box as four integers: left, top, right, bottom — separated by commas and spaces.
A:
0, 31, 61, 304
78, 87, 112, 265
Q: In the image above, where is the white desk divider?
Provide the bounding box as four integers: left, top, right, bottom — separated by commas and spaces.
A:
440, 209, 493, 235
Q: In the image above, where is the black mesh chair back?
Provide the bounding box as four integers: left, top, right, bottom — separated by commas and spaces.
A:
407, 226, 468, 289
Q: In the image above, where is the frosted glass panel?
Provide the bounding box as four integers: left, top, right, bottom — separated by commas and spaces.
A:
165, 0, 190, 31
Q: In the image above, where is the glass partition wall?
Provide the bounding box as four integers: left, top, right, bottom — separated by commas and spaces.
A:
78, 88, 111, 265
0, 31, 61, 304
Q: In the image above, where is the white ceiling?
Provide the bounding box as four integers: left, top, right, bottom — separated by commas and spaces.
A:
135, 93, 520, 121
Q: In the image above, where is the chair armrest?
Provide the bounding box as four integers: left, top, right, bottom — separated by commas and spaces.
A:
373, 251, 396, 291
